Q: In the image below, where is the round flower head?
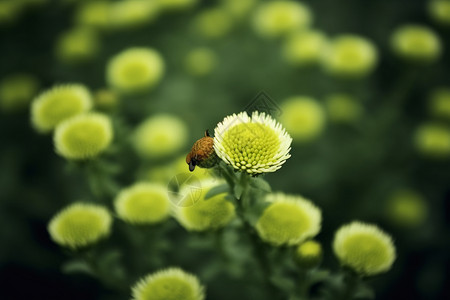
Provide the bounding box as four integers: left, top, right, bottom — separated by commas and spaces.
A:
214, 111, 292, 174
94, 89, 119, 111
114, 182, 170, 225
322, 35, 378, 77
48, 202, 112, 249
109, 0, 159, 30
386, 189, 428, 228
131, 267, 205, 300
133, 114, 188, 159
221, 0, 256, 19
184, 48, 217, 77
256, 193, 322, 246
333, 221, 396, 276
252, 1, 312, 38
107, 47, 165, 93
173, 179, 235, 231
55, 27, 100, 64
193, 8, 233, 39
414, 123, 450, 158
283, 30, 328, 66
31, 84, 92, 132
75, 1, 110, 30
428, 88, 450, 119
294, 240, 323, 268
326, 94, 362, 123
279, 97, 325, 142
428, 0, 450, 26
54, 113, 113, 160
0, 73, 39, 112
390, 25, 442, 63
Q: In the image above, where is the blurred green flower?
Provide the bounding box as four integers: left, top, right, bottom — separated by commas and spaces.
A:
184, 47, 217, 77
322, 35, 378, 77
333, 221, 396, 276
256, 193, 322, 246
428, 0, 450, 25
174, 179, 235, 231
193, 8, 233, 39
114, 182, 171, 225
107, 47, 165, 93
109, 0, 159, 29
390, 25, 442, 62
220, 0, 256, 19
252, 0, 312, 38
214, 111, 292, 174
131, 267, 205, 300
0, 0, 23, 25
133, 114, 188, 159
428, 88, 450, 119
93, 89, 119, 111
414, 123, 450, 158
294, 240, 323, 269
0, 73, 39, 112
75, 1, 110, 30
55, 27, 100, 64
31, 84, 93, 132
386, 189, 428, 228
48, 202, 112, 249
279, 96, 325, 142
325, 93, 362, 123
282, 30, 328, 66
54, 113, 113, 160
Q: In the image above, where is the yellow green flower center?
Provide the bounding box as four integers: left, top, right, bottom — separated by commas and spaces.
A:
139, 276, 197, 300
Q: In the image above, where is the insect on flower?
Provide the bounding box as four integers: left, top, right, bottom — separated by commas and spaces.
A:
186, 130, 218, 172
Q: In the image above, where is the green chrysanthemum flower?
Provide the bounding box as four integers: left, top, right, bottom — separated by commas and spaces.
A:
429, 88, 450, 119
54, 113, 113, 159
294, 240, 323, 268
31, 84, 93, 132
173, 179, 235, 231
131, 267, 205, 300
184, 47, 217, 77
279, 97, 325, 142
133, 114, 188, 159
428, 0, 450, 25
414, 123, 450, 158
252, 0, 312, 38
325, 93, 362, 123
283, 30, 328, 66
0, 73, 39, 112
75, 1, 110, 30
333, 221, 396, 276
48, 202, 112, 249
107, 47, 165, 93
256, 193, 322, 246
55, 27, 100, 64
221, 0, 256, 19
386, 189, 428, 228
193, 8, 233, 39
390, 25, 442, 62
322, 35, 378, 77
214, 111, 292, 174
109, 0, 159, 30
114, 182, 171, 225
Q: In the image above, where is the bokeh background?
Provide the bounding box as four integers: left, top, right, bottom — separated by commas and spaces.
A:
0, 0, 449, 299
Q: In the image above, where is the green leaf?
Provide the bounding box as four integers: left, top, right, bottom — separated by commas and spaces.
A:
233, 183, 244, 199
204, 183, 229, 200
250, 177, 272, 192
308, 269, 331, 284
62, 259, 95, 276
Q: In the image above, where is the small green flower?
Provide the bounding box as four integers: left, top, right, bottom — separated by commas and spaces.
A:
279, 97, 325, 142
193, 8, 233, 39
114, 182, 171, 225
173, 179, 235, 231
109, 0, 159, 29
31, 84, 93, 132
184, 48, 217, 76
325, 93, 362, 123
252, 1, 312, 38
414, 123, 450, 158
54, 113, 113, 160
256, 193, 322, 246
283, 30, 328, 66
0, 73, 39, 112
93, 89, 119, 111
107, 47, 165, 93
428, 88, 450, 119
386, 189, 428, 228
55, 27, 100, 64
75, 1, 110, 30
131, 267, 205, 300
214, 111, 292, 174
333, 221, 396, 276
221, 0, 256, 19
133, 114, 188, 159
294, 240, 323, 269
322, 35, 378, 77
390, 25, 442, 62
428, 0, 450, 26
48, 202, 112, 249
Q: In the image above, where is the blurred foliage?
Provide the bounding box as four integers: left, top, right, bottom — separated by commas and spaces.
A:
0, 0, 449, 299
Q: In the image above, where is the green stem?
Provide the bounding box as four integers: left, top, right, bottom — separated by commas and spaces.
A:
340, 271, 359, 300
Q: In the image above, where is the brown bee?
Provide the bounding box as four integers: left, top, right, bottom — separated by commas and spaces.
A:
186, 130, 218, 172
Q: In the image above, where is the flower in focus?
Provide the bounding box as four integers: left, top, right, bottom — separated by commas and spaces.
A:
214, 111, 292, 174
428, 0, 450, 26
333, 221, 396, 276
428, 88, 450, 119
385, 189, 428, 228
184, 48, 217, 77
48, 202, 112, 249
133, 114, 188, 159
322, 35, 378, 77
31, 84, 93, 132
0, 73, 39, 112
55, 27, 100, 64
131, 267, 205, 300
256, 193, 322, 246
54, 113, 113, 159
294, 240, 323, 269
282, 30, 328, 66
114, 182, 171, 225
279, 96, 325, 142
390, 25, 442, 63
173, 179, 235, 232
414, 123, 450, 158
325, 93, 362, 123
107, 47, 165, 93
193, 8, 233, 39
252, 0, 312, 38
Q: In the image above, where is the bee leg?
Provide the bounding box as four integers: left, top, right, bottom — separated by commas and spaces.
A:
189, 160, 196, 172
